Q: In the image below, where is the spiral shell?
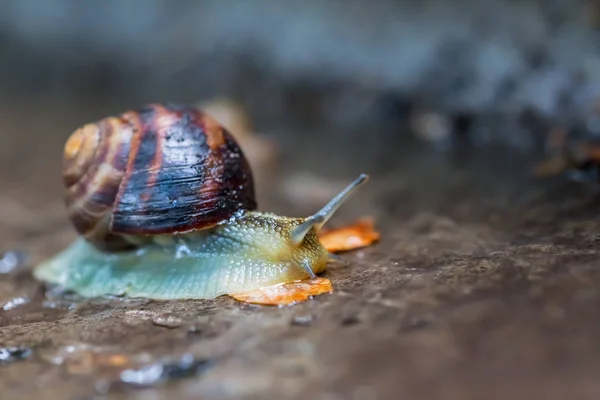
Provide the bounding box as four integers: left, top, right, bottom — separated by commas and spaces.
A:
63, 104, 257, 251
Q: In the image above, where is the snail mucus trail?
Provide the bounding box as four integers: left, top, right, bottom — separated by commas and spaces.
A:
34, 104, 369, 300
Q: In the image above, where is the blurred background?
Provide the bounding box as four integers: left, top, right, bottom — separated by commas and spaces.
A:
1, 0, 599, 182
2, 0, 598, 119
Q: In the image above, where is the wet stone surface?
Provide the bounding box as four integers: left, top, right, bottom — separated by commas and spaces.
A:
2, 102, 600, 399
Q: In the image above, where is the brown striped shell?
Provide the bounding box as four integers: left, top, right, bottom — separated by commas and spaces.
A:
63, 103, 257, 252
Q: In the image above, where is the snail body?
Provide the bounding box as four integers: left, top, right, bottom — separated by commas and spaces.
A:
34, 103, 368, 300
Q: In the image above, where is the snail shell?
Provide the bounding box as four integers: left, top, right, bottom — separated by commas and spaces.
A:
63, 104, 256, 251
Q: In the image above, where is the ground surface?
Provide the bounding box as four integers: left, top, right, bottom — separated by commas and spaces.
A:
2, 101, 600, 400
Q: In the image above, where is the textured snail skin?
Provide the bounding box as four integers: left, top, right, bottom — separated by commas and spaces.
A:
34, 210, 330, 300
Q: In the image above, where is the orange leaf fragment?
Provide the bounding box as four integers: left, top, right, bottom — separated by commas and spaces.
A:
318, 217, 380, 253
230, 277, 333, 305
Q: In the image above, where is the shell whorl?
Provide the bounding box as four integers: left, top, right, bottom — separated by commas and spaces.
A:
63, 115, 135, 251
63, 104, 257, 252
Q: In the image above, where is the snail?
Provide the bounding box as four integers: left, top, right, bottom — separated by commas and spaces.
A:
34, 103, 368, 300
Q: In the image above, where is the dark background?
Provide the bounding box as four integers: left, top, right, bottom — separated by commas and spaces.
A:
2, 0, 599, 160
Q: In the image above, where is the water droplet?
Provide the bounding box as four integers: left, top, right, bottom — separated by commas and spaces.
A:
175, 238, 192, 258
0, 346, 32, 364
152, 315, 183, 329
42, 299, 78, 311
341, 313, 361, 326
291, 312, 314, 326
119, 354, 211, 387
2, 296, 29, 311
0, 251, 28, 274
167, 193, 179, 205
120, 364, 164, 386
39, 342, 212, 391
